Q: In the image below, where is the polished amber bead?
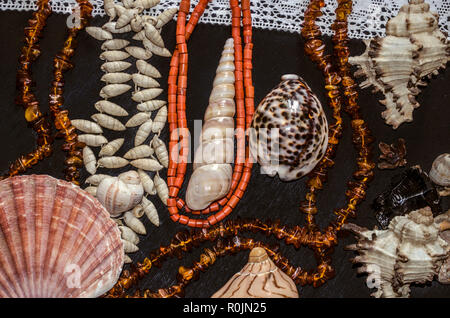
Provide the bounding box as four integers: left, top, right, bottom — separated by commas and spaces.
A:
24, 104, 42, 122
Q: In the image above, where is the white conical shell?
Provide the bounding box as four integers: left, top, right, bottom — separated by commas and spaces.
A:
83, 146, 97, 175
99, 84, 132, 99
125, 46, 152, 60
96, 171, 144, 217
98, 156, 129, 169
155, 7, 178, 29
101, 61, 132, 73
119, 226, 139, 245
212, 247, 299, 298
131, 88, 163, 102
91, 113, 126, 131
123, 211, 146, 235
143, 22, 164, 48
134, 120, 153, 146
85, 174, 110, 186
136, 60, 162, 78
137, 100, 166, 112
125, 112, 151, 127
152, 135, 168, 168
151, 106, 167, 133
142, 38, 171, 57
0, 175, 123, 297
137, 169, 156, 195
78, 134, 108, 147
71, 119, 103, 134
101, 72, 132, 84
132, 73, 160, 88
99, 138, 125, 157
95, 100, 129, 117
99, 50, 130, 62
141, 196, 159, 226
154, 173, 168, 206
124, 144, 154, 160
429, 153, 450, 187
130, 158, 163, 171
101, 39, 130, 51
86, 27, 113, 41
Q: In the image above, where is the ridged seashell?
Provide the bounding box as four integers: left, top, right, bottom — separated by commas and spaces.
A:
344, 207, 450, 298
83, 146, 97, 175
116, 8, 141, 29
130, 15, 144, 33
99, 84, 132, 99
0, 175, 123, 297
96, 171, 144, 217
132, 30, 146, 41
119, 226, 139, 245
132, 73, 160, 88
123, 211, 146, 235
98, 156, 129, 169
99, 138, 125, 157
101, 39, 130, 51
250, 74, 328, 182
101, 61, 132, 73
212, 247, 299, 298
349, 0, 450, 129
134, 0, 160, 9
121, 239, 139, 253
141, 196, 159, 226
92, 113, 126, 131
71, 119, 103, 134
101, 72, 132, 84
429, 153, 450, 187
104, 0, 116, 19
85, 174, 110, 186
131, 88, 163, 102
155, 7, 178, 29
84, 186, 97, 196
137, 169, 156, 195
136, 60, 162, 78
103, 22, 132, 34
137, 100, 166, 112
124, 144, 154, 160
373, 166, 441, 229
151, 105, 167, 133
132, 204, 144, 218
125, 46, 152, 60
125, 112, 151, 127
130, 158, 163, 171
95, 100, 129, 117
186, 39, 235, 210
152, 135, 168, 168
99, 50, 130, 62
134, 120, 153, 146
78, 134, 108, 147
154, 173, 168, 205
142, 38, 171, 57
86, 26, 113, 41
143, 22, 164, 48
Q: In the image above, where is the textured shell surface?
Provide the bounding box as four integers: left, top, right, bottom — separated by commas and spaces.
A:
130, 15, 144, 33
134, 119, 153, 146
142, 38, 171, 57
130, 158, 163, 171
344, 207, 450, 298
97, 156, 129, 169
119, 226, 139, 245
154, 173, 168, 205
132, 73, 160, 88
137, 100, 166, 112
121, 239, 138, 253
0, 175, 123, 298
349, 0, 450, 129
137, 169, 156, 195
71, 119, 103, 134
212, 247, 299, 298
124, 144, 154, 160
99, 50, 130, 62
99, 84, 132, 99
185, 38, 235, 210
125, 46, 152, 60
143, 22, 165, 48
250, 74, 328, 182
429, 153, 450, 187
83, 146, 97, 175
101, 72, 132, 84
134, 0, 160, 9
99, 138, 125, 157
155, 7, 178, 29
78, 134, 108, 147
95, 100, 129, 117
136, 60, 162, 78
86, 26, 113, 41
96, 171, 144, 217
141, 196, 159, 226
101, 61, 132, 73
151, 105, 167, 133
103, 22, 132, 34
152, 135, 168, 168
101, 39, 130, 51
104, 0, 116, 18
131, 88, 163, 102
125, 112, 151, 127
123, 211, 146, 235
85, 174, 110, 186
92, 113, 126, 131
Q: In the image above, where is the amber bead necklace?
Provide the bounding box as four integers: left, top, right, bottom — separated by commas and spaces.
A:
166, 0, 255, 228
105, 0, 375, 298
0, 0, 93, 185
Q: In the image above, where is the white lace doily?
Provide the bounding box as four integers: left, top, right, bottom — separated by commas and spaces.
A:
1, 0, 449, 39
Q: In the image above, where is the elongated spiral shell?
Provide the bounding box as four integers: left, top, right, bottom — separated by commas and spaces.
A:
250, 74, 328, 181
0, 175, 123, 297
185, 38, 236, 210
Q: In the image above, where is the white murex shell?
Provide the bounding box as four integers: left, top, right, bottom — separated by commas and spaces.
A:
96, 171, 144, 217
344, 206, 450, 298
185, 38, 235, 210
349, 0, 450, 129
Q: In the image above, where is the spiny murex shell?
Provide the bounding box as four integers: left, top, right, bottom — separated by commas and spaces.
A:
96, 171, 144, 217
344, 206, 450, 298
0, 175, 124, 298
250, 74, 328, 181
211, 247, 299, 298
349, 0, 450, 129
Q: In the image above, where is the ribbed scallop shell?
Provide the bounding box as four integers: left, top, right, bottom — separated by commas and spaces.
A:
211, 247, 299, 298
349, 0, 450, 129
0, 175, 123, 298
250, 74, 328, 181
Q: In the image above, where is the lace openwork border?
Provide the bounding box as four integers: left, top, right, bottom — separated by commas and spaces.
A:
0, 0, 449, 39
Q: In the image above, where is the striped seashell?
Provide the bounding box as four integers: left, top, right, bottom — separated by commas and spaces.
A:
85, 174, 110, 186
71, 119, 103, 134
125, 46, 152, 60
86, 26, 113, 41
152, 135, 168, 168
131, 88, 163, 102
137, 169, 157, 195
122, 239, 139, 253
151, 105, 167, 133
133, 0, 160, 9
137, 100, 166, 112
78, 134, 108, 147
130, 15, 144, 33
132, 204, 144, 218
134, 120, 153, 146
125, 112, 151, 127
101, 39, 130, 50
130, 158, 163, 171
83, 146, 97, 175
136, 59, 162, 78
99, 84, 132, 98
154, 173, 168, 205
98, 156, 129, 169
124, 144, 154, 160
101, 61, 132, 73
119, 226, 139, 245
142, 38, 171, 57
123, 211, 146, 235
132, 73, 160, 88
104, 0, 116, 19
116, 8, 141, 29
141, 196, 159, 226
103, 22, 132, 34
95, 100, 129, 117
101, 72, 132, 84
132, 30, 146, 41
91, 113, 126, 131
121, 0, 134, 9
143, 22, 164, 48
99, 50, 130, 62
155, 7, 178, 29
99, 138, 125, 157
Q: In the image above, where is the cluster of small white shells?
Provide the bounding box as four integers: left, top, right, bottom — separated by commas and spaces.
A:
79, 0, 176, 262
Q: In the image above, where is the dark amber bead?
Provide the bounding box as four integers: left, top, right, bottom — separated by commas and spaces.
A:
24, 104, 42, 122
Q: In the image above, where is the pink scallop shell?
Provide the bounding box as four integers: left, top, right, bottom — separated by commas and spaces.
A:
0, 175, 124, 298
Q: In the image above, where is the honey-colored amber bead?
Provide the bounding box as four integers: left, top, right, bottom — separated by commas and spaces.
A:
178, 266, 194, 281
24, 105, 42, 122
